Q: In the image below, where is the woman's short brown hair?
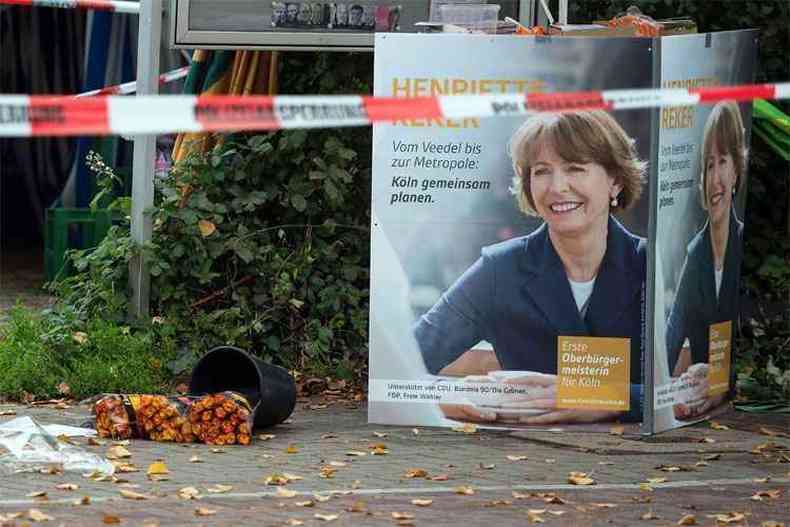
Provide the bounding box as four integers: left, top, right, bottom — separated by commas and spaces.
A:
509, 111, 647, 216
700, 101, 747, 209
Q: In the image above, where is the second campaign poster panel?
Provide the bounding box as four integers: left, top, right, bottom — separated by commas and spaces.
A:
652, 30, 758, 433
369, 34, 655, 430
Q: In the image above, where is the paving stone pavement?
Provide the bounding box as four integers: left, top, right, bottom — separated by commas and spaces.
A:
0, 403, 788, 526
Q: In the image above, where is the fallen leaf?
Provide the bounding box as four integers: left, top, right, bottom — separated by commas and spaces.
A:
198, 219, 216, 237
695, 461, 709, 467
195, 507, 217, 516
56, 382, 71, 395
591, 503, 617, 509
189, 455, 203, 463
0, 513, 22, 522
276, 488, 298, 498
0, 410, 17, 416
710, 421, 730, 431
706, 512, 746, 524
646, 477, 667, 485
114, 463, 139, 473
411, 499, 433, 507
28, 509, 54, 522
452, 423, 478, 434
345, 500, 366, 512
753, 477, 770, 483
454, 485, 475, 495
568, 471, 595, 485
485, 500, 513, 507
507, 455, 528, 461
314, 513, 339, 521
26, 491, 47, 498
296, 500, 315, 507
761, 522, 784, 527
677, 514, 697, 525
87, 437, 105, 446
178, 487, 201, 500
639, 483, 655, 492
313, 494, 331, 503
75, 496, 91, 505
210, 448, 225, 453
329, 461, 347, 467
412, 428, 420, 435
759, 427, 789, 438
548, 510, 566, 516
542, 494, 565, 504
480, 463, 496, 470
641, 510, 660, 520
72, 331, 88, 345
258, 434, 276, 441
392, 512, 415, 520
700, 437, 716, 443
286, 444, 299, 454
321, 433, 338, 439
106, 446, 132, 460
546, 459, 557, 464
286, 520, 304, 526
703, 454, 721, 461
55, 483, 78, 491
320, 466, 337, 479
147, 462, 169, 476
373, 431, 388, 438
512, 491, 530, 499
120, 489, 149, 500
429, 474, 449, 481
404, 468, 428, 478
609, 425, 625, 436
207, 484, 233, 494
346, 450, 367, 457
281, 472, 303, 482
102, 513, 121, 524
371, 446, 389, 455
527, 510, 545, 523
751, 489, 781, 501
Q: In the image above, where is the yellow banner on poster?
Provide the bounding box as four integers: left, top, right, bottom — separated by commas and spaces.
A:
708, 321, 732, 396
556, 336, 630, 411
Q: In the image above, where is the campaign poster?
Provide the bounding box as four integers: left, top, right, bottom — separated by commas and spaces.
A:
652, 30, 758, 433
369, 34, 655, 431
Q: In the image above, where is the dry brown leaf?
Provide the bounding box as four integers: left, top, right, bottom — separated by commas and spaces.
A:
0, 513, 22, 522
609, 425, 625, 436
198, 219, 216, 237
507, 455, 528, 461
313, 494, 331, 503
346, 450, 367, 457
677, 514, 697, 525
120, 489, 149, 500
258, 433, 276, 441
543, 494, 565, 504
480, 463, 496, 470
703, 454, 721, 461
74, 496, 91, 506
320, 433, 338, 439
527, 510, 545, 523
568, 472, 595, 485
106, 446, 132, 460
754, 477, 771, 483
189, 455, 203, 463
709, 421, 730, 431
87, 437, 105, 446
114, 463, 139, 473
195, 507, 217, 516
411, 499, 433, 507
639, 483, 655, 492
452, 423, 478, 434
412, 428, 420, 435
0, 409, 17, 416
286, 520, 304, 526
695, 461, 709, 467
548, 510, 566, 516
454, 485, 475, 495
512, 491, 530, 499
296, 500, 315, 508
706, 512, 746, 524
404, 468, 428, 478
276, 488, 298, 498
646, 477, 667, 485
429, 474, 449, 481
263, 473, 289, 486
72, 331, 88, 345
28, 509, 54, 522
55, 483, 78, 491
147, 462, 169, 476
760, 522, 784, 527
178, 487, 201, 500
102, 513, 121, 524
700, 437, 716, 443
546, 458, 558, 464
314, 513, 339, 521
373, 431, 388, 438
751, 489, 782, 501
345, 500, 366, 512
286, 444, 300, 454
641, 510, 660, 520
210, 448, 225, 453
26, 491, 47, 498
207, 484, 233, 494
281, 472, 302, 482
759, 427, 788, 438
371, 446, 389, 455
392, 512, 415, 520
591, 503, 618, 509
320, 466, 337, 479
328, 461, 347, 467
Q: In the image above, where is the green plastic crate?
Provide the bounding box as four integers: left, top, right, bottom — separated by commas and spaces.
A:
44, 208, 119, 282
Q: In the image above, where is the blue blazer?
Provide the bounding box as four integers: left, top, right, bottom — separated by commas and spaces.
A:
415, 216, 646, 420
666, 209, 743, 374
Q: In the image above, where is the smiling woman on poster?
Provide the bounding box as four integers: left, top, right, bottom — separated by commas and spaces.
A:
414, 110, 647, 425
666, 101, 746, 419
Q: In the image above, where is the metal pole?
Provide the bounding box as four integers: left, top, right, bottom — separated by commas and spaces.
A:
559, 0, 568, 25
129, 0, 162, 319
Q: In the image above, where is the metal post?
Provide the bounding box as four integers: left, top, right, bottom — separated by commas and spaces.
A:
129, 0, 162, 319
518, 0, 537, 26
559, 0, 568, 25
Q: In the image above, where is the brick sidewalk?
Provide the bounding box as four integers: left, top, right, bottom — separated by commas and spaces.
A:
0, 403, 787, 526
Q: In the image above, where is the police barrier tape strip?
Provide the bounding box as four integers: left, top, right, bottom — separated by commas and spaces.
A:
75, 67, 190, 98
0, 0, 140, 14
1, 82, 789, 137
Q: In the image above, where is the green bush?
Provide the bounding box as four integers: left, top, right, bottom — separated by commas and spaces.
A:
0, 306, 174, 400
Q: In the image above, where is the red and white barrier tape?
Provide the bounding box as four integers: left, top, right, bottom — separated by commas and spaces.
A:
0, 0, 139, 14
75, 67, 190, 98
1, 83, 788, 137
